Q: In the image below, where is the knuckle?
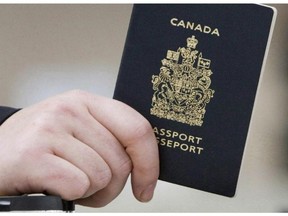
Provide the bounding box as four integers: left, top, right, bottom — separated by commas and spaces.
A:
72, 179, 91, 200
30, 115, 54, 135
50, 100, 76, 118
47, 169, 90, 200
65, 177, 90, 200
92, 168, 112, 191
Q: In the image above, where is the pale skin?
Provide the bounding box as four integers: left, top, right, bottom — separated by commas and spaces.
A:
0, 90, 159, 207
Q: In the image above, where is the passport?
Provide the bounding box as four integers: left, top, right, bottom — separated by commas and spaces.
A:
113, 4, 276, 197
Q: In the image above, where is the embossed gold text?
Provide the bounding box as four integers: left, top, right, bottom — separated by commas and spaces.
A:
170, 18, 220, 37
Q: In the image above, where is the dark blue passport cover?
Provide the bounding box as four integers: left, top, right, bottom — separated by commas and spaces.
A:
113, 4, 276, 197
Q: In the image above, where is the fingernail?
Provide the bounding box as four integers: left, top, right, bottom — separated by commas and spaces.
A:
139, 183, 156, 203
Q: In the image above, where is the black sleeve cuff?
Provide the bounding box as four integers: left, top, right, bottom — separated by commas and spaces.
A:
0, 106, 21, 125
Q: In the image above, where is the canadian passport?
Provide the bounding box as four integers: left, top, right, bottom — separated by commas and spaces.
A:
113, 4, 276, 197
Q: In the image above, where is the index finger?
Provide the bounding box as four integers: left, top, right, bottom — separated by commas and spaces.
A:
82, 92, 159, 202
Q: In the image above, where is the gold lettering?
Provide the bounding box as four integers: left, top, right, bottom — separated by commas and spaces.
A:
178, 20, 186, 28
170, 18, 178, 26
172, 131, 178, 138
174, 141, 180, 148
167, 139, 173, 147
194, 24, 202, 32
160, 138, 166, 146
189, 145, 196, 153
180, 143, 189, 151
195, 137, 202, 144
160, 128, 166, 136
154, 126, 159, 135
203, 26, 211, 34
186, 21, 194, 30
197, 147, 204, 154
179, 133, 187, 141
211, 28, 220, 36
154, 127, 204, 154
166, 129, 172, 137
170, 17, 220, 37
157, 137, 205, 155
188, 136, 195, 143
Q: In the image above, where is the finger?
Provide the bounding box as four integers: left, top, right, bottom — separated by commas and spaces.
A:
26, 153, 90, 201
51, 135, 112, 198
82, 93, 159, 202
67, 110, 132, 207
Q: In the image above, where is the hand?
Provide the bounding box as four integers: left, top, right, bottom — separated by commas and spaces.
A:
0, 90, 159, 207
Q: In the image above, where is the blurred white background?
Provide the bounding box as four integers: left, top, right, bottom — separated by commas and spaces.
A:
0, 4, 287, 212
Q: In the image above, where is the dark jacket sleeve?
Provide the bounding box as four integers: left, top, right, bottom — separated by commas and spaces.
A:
0, 106, 20, 125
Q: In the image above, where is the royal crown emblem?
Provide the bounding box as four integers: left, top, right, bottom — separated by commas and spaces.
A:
151, 35, 215, 126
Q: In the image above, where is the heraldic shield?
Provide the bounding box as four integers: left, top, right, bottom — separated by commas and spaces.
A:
151, 35, 215, 126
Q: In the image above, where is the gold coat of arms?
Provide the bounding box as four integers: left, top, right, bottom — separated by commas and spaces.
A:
151, 35, 215, 126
